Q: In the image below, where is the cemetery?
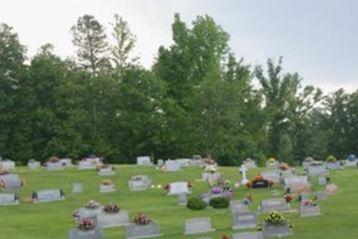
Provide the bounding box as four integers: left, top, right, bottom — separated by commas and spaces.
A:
0, 157, 356, 239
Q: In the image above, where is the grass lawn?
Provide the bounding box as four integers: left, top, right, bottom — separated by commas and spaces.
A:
0, 165, 357, 239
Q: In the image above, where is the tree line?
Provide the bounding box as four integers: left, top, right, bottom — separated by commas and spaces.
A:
0, 14, 357, 165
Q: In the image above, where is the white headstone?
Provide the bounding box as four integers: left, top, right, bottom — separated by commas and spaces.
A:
168, 182, 190, 195
184, 217, 214, 235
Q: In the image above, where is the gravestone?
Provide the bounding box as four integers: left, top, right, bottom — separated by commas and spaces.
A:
33, 189, 65, 203
157, 159, 164, 168
300, 204, 321, 217
175, 158, 191, 167
262, 222, 292, 238
0, 160, 15, 170
202, 172, 221, 182
232, 232, 264, 239
260, 171, 280, 184
68, 228, 104, 239
260, 198, 290, 213
72, 182, 84, 193
307, 165, 326, 177
230, 200, 249, 214
178, 193, 187, 206
318, 176, 327, 185
302, 157, 315, 170
0, 193, 18, 205
252, 179, 270, 189
283, 176, 309, 193
78, 161, 96, 170
243, 158, 258, 169
280, 169, 294, 178
184, 217, 214, 235
232, 212, 257, 230
98, 167, 115, 176
326, 162, 342, 170
46, 161, 63, 170
300, 192, 313, 201
59, 158, 72, 167
77, 207, 102, 221
128, 175, 151, 191
98, 210, 129, 228
168, 182, 190, 195
164, 160, 181, 172
0, 174, 22, 189
99, 184, 116, 193
136, 156, 152, 166
28, 160, 40, 170
125, 223, 161, 239
265, 161, 279, 169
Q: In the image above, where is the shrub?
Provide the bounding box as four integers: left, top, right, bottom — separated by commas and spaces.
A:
187, 197, 207, 210
326, 155, 337, 162
209, 197, 229, 209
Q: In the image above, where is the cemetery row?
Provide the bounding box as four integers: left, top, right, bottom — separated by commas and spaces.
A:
0, 154, 356, 239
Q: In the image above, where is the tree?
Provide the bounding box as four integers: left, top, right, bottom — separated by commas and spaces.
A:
110, 14, 137, 71
0, 23, 26, 160
71, 15, 110, 76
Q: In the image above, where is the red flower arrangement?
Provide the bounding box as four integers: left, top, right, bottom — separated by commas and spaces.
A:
187, 182, 193, 189
284, 194, 293, 203
78, 218, 96, 231
303, 199, 317, 207
103, 202, 120, 214
221, 235, 230, 239
164, 184, 170, 192
246, 175, 274, 189
133, 213, 152, 225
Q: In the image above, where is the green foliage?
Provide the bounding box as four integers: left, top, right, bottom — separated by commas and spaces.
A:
326, 155, 337, 162
209, 196, 230, 209
187, 197, 207, 210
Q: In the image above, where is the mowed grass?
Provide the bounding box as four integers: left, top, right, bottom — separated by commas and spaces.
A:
0, 165, 357, 239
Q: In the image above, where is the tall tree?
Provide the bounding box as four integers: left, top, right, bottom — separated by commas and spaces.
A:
110, 14, 137, 71
71, 15, 110, 76
0, 23, 26, 160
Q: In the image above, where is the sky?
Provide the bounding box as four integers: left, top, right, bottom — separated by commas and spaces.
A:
0, 0, 357, 93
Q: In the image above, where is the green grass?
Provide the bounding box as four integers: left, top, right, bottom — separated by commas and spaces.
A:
0, 165, 357, 239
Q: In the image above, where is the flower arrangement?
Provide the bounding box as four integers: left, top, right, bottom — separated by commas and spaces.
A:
78, 218, 96, 231
103, 202, 120, 213
133, 213, 152, 225
187, 181, 192, 189
302, 199, 317, 207
284, 193, 293, 203
163, 183, 170, 192
279, 163, 290, 171
132, 175, 142, 181
48, 156, 60, 163
0, 170, 9, 175
101, 179, 112, 186
246, 175, 274, 189
96, 164, 115, 172
326, 155, 337, 162
211, 186, 222, 195
268, 158, 276, 163
221, 235, 230, 239
265, 211, 288, 226
0, 180, 5, 188
244, 194, 253, 204
85, 200, 101, 209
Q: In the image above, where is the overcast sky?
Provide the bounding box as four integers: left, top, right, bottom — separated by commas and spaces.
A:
1, 0, 357, 92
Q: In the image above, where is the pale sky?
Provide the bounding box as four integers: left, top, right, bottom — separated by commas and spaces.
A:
1, 0, 357, 92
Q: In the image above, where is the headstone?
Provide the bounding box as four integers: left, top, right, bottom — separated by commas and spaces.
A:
99, 184, 116, 193
78, 161, 96, 170
326, 162, 343, 170
0, 193, 18, 205
260, 198, 290, 213
262, 222, 292, 238
33, 189, 65, 203
165, 160, 181, 172
46, 161, 64, 170
175, 158, 192, 167
326, 184, 338, 194
168, 182, 190, 195
232, 212, 257, 230
243, 158, 258, 169
280, 169, 294, 178
239, 165, 249, 185
318, 176, 327, 185
184, 217, 214, 235
128, 175, 151, 191
300, 204, 321, 217
283, 176, 309, 193
157, 159, 164, 168
302, 157, 315, 170
178, 193, 188, 206
72, 182, 84, 193
260, 171, 280, 183
28, 160, 40, 170
307, 165, 326, 177
77, 207, 102, 221
0, 160, 15, 170
136, 156, 152, 166
251, 179, 270, 189
125, 223, 161, 239
59, 158, 72, 167
98, 210, 129, 228
98, 167, 115, 176
202, 172, 221, 182
230, 200, 249, 214
265, 160, 279, 169
0, 174, 22, 189
68, 228, 104, 239
232, 232, 264, 239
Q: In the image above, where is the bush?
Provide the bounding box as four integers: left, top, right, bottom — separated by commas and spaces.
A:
209, 197, 229, 209
326, 155, 337, 162
187, 197, 207, 210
